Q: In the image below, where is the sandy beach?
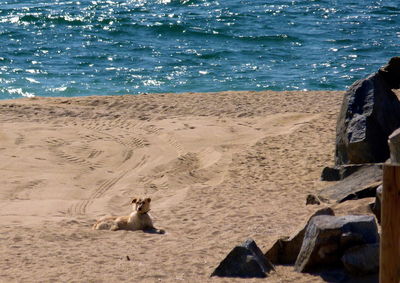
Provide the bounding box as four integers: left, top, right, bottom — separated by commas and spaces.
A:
0, 90, 372, 282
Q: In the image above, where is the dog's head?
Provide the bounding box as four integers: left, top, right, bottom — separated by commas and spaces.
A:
131, 197, 151, 214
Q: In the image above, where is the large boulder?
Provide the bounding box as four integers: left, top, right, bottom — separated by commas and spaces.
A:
294, 215, 379, 273
341, 243, 379, 276
335, 57, 400, 165
321, 163, 379, 182
211, 239, 274, 278
265, 207, 334, 265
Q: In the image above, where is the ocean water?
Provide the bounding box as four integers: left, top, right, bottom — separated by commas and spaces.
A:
0, 0, 399, 99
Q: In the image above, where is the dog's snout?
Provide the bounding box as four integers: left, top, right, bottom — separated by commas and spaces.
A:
134, 200, 149, 213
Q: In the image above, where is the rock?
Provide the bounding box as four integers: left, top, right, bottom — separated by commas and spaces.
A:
265, 207, 334, 265
318, 165, 382, 203
321, 164, 375, 181
372, 185, 382, 223
321, 166, 341, 181
340, 232, 366, 250
316, 269, 378, 283
211, 239, 274, 278
294, 215, 379, 273
335, 57, 400, 165
341, 243, 379, 276
389, 128, 400, 163
331, 198, 375, 217
306, 194, 321, 205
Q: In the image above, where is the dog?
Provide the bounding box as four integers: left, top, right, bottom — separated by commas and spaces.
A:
92, 197, 164, 234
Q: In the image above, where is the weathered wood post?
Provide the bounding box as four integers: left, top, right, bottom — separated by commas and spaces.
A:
380, 128, 400, 283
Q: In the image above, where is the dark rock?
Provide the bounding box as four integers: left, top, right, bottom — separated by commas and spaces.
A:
317, 269, 378, 283
341, 243, 379, 276
339, 165, 368, 179
294, 215, 379, 273
335, 57, 400, 165
211, 239, 274, 278
321, 166, 341, 181
265, 208, 334, 265
306, 194, 321, 205
372, 185, 382, 223
318, 165, 382, 203
321, 164, 376, 181
340, 232, 366, 250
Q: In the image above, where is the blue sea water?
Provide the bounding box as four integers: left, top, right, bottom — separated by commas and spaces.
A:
0, 0, 399, 99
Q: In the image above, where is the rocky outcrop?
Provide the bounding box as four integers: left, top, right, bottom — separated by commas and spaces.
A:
321, 163, 379, 181
211, 239, 274, 278
335, 57, 400, 165
319, 165, 382, 203
294, 215, 379, 273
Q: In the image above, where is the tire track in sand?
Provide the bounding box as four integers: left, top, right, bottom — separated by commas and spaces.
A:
62, 118, 152, 216
67, 170, 130, 216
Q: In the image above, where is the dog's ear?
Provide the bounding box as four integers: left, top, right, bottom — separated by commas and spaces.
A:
145, 197, 151, 203
131, 198, 137, 204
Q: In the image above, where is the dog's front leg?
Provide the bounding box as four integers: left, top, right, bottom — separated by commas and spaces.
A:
110, 222, 119, 231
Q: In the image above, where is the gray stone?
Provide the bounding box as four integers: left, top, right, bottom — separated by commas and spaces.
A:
321, 164, 377, 181
372, 185, 382, 223
335, 57, 400, 165
294, 215, 379, 273
318, 165, 382, 203
265, 208, 334, 265
341, 243, 379, 276
211, 239, 274, 278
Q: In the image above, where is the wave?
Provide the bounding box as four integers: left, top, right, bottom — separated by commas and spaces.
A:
17, 14, 87, 26
11, 13, 133, 27
233, 34, 301, 43
132, 21, 301, 43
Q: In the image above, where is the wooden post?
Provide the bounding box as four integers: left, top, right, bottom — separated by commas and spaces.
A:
380, 165, 400, 283
380, 129, 400, 283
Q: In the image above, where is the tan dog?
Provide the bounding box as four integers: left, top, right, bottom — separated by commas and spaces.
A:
92, 197, 164, 234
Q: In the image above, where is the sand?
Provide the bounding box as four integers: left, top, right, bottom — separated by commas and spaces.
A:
0, 90, 369, 282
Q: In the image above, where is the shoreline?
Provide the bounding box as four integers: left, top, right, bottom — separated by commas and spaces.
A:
1, 89, 347, 101
0, 90, 355, 282
0, 90, 344, 120
2, 89, 345, 100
